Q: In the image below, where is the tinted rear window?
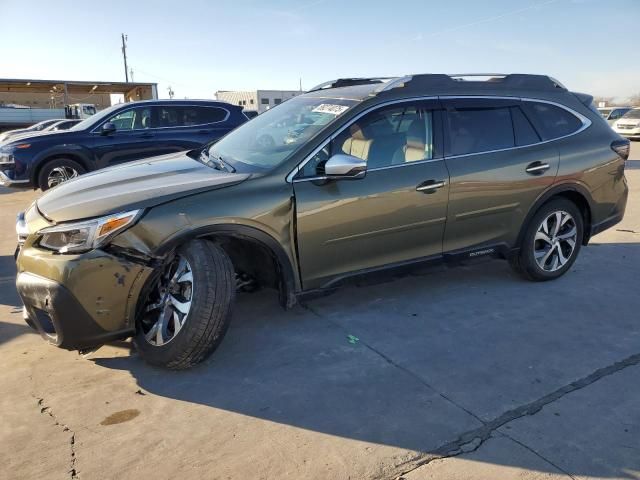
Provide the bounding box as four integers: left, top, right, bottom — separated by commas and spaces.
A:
446, 107, 514, 156
156, 106, 229, 127
522, 102, 582, 141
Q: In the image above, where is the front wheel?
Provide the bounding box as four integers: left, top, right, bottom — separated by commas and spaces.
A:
38, 158, 86, 190
510, 198, 584, 281
134, 240, 235, 369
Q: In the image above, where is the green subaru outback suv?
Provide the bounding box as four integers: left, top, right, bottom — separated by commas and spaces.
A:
15, 74, 629, 369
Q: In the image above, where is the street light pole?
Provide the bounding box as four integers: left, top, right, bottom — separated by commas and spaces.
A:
121, 34, 129, 83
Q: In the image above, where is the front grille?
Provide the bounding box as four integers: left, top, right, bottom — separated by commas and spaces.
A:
617, 124, 637, 130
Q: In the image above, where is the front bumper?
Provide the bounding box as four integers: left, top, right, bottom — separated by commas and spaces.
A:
16, 246, 154, 350
613, 127, 640, 139
0, 169, 30, 187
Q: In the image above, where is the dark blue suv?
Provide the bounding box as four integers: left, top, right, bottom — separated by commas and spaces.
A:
0, 100, 248, 190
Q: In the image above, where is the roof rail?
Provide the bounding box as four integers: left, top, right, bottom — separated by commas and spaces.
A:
375, 73, 568, 93
308, 77, 393, 92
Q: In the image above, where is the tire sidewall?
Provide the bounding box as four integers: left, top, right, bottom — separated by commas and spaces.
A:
521, 199, 584, 280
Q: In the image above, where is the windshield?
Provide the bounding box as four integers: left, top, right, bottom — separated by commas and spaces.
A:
208, 96, 358, 170
622, 109, 640, 119
599, 109, 612, 117
69, 103, 124, 131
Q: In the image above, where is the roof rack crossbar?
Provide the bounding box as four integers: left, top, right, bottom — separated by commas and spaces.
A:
308, 77, 393, 92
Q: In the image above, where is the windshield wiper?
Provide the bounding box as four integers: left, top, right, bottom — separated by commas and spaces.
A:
199, 150, 236, 173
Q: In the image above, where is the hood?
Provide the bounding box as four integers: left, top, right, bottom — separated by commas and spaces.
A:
0, 128, 29, 143
1, 129, 67, 145
36, 151, 250, 222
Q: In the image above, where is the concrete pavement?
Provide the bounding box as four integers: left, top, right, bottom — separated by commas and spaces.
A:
1, 144, 639, 480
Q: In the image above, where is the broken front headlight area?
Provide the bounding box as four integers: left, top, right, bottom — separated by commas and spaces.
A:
36, 210, 142, 254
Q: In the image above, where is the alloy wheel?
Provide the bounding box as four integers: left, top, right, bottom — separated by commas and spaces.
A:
533, 210, 578, 272
141, 256, 194, 346
47, 166, 79, 188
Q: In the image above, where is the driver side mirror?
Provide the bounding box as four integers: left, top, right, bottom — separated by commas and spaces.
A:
324, 154, 367, 180
101, 122, 117, 135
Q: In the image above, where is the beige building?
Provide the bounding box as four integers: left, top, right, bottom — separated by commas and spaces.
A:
215, 90, 302, 113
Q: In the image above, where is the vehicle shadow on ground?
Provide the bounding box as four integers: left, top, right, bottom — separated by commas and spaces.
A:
0, 255, 21, 308
94, 242, 640, 478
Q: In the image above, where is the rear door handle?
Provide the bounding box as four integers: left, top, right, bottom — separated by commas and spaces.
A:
416, 180, 446, 193
526, 161, 550, 174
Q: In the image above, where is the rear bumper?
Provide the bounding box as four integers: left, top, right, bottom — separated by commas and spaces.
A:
17, 272, 134, 350
590, 185, 628, 238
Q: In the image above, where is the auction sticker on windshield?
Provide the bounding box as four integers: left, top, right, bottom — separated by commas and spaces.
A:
312, 104, 350, 116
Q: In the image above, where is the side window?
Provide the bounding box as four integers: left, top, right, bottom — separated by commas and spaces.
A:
511, 106, 541, 146
108, 107, 153, 130
446, 107, 514, 156
299, 104, 435, 178
522, 102, 582, 141
156, 106, 180, 127
191, 106, 228, 124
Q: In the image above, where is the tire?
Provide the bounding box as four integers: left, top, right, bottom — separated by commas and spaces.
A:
134, 240, 236, 369
511, 198, 584, 281
38, 158, 86, 191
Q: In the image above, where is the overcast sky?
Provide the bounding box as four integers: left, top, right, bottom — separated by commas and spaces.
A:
1, 0, 638, 100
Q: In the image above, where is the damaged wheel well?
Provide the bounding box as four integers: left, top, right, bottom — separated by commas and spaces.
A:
206, 233, 297, 308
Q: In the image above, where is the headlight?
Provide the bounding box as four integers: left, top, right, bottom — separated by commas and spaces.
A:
37, 210, 141, 253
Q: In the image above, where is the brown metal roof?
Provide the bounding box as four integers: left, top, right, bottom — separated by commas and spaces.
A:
0, 78, 157, 95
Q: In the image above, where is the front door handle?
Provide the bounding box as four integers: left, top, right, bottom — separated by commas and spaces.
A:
416, 180, 447, 193
525, 161, 550, 175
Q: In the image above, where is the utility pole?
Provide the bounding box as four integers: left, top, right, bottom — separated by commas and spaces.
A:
121, 33, 129, 83
130, 67, 134, 82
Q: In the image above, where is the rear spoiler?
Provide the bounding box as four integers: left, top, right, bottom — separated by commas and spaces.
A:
572, 91, 594, 106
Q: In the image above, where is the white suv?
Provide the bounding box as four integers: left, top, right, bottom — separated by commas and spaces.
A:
613, 108, 640, 139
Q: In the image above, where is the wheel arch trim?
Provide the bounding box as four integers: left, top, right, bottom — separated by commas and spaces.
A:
516, 181, 595, 249
31, 147, 93, 184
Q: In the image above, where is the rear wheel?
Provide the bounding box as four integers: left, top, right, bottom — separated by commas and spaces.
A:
38, 158, 86, 190
510, 198, 583, 281
134, 240, 235, 369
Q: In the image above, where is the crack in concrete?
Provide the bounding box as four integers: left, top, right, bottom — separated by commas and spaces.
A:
299, 301, 640, 480
33, 395, 78, 479
389, 351, 640, 479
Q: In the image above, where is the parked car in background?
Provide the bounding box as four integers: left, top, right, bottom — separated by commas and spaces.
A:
612, 108, 640, 139
598, 106, 633, 124
0, 119, 64, 143
0, 100, 247, 190
15, 74, 629, 369
44, 119, 82, 132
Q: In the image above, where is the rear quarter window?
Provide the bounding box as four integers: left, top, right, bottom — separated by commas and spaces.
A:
522, 102, 582, 141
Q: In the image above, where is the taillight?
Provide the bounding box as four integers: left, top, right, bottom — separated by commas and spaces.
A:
611, 139, 630, 161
